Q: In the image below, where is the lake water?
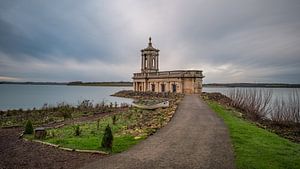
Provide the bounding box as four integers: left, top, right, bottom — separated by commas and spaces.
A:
0, 84, 298, 111
0, 84, 133, 111
202, 87, 299, 100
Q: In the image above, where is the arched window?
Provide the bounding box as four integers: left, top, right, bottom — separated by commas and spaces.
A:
145, 56, 147, 68
152, 58, 155, 67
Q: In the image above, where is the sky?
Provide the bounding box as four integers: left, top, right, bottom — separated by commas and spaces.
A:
0, 0, 300, 83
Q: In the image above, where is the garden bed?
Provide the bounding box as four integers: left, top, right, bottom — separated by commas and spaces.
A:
23, 91, 181, 154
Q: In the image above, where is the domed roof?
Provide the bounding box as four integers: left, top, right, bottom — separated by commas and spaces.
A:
141, 37, 160, 52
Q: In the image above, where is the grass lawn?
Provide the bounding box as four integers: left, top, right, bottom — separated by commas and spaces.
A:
207, 101, 300, 169
25, 110, 146, 153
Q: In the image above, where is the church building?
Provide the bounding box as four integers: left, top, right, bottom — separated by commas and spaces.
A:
132, 38, 204, 94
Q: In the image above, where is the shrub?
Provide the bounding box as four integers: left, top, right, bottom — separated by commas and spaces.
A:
74, 125, 81, 136
24, 120, 33, 134
112, 115, 117, 125
101, 124, 113, 150
97, 119, 100, 130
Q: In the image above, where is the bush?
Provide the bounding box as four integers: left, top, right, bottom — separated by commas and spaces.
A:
24, 120, 33, 134
74, 125, 81, 136
112, 115, 117, 125
97, 119, 100, 130
101, 124, 113, 150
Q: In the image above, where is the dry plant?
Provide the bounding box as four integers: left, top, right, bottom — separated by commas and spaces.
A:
228, 88, 273, 121
271, 89, 300, 124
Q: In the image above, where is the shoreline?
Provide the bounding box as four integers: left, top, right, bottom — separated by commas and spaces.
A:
1, 82, 300, 88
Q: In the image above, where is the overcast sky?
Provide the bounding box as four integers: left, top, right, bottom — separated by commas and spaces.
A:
0, 0, 300, 83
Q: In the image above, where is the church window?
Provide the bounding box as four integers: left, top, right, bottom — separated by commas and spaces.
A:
145, 57, 147, 68
152, 58, 155, 67
151, 84, 155, 92
161, 84, 165, 92
172, 84, 176, 93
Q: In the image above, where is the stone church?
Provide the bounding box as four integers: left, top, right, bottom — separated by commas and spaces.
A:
132, 38, 204, 94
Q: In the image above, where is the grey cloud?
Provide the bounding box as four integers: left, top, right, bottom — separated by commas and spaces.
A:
0, 0, 300, 83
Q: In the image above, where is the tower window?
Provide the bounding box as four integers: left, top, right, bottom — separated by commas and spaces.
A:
152, 58, 155, 67
145, 57, 147, 68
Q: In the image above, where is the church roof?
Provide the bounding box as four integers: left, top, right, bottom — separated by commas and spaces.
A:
141, 37, 160, 52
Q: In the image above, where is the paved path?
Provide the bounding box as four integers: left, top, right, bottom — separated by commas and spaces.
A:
81, 95, 235, 169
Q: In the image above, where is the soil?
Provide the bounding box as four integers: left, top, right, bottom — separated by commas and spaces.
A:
258, 119, 300, 143
0, 127, 104, 169
201, 92, 232, 106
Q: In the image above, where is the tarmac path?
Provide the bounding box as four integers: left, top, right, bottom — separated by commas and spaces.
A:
81, 94, 235, 169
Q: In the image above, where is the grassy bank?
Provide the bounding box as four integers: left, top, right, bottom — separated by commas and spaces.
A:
207, 101, 300, 169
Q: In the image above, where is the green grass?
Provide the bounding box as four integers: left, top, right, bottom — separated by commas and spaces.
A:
207, 101, 300, 169
25, 111, 145, 153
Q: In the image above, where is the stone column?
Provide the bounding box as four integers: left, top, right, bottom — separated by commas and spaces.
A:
133, 82, 135, 91
156, 55, 159, 70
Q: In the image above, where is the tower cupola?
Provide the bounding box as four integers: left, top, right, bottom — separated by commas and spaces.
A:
141, 37, 159, 73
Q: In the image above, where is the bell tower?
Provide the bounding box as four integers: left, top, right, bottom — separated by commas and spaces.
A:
141, 37, 159, 73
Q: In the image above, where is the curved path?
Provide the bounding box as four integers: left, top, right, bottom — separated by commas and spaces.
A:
81, 95, 235, 169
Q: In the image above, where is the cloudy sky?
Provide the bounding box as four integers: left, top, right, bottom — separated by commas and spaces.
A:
0, 0, 300, 83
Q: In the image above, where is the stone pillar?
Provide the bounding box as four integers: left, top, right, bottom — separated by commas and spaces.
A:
133, 82, 135, 91
181, 80, 184, 93
156, 55, 159, 70
141, 55, 144, 71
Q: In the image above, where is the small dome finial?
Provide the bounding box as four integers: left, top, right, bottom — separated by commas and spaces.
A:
149, 37, 152, 43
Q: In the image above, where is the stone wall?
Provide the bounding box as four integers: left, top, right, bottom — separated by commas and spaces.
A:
133, 70, 203, 94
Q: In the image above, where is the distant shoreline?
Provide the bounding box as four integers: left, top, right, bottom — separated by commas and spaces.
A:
67, 81, 133, 87
203, 83, 300, 88
0, 81, 133, 87
1, 81, 299, 88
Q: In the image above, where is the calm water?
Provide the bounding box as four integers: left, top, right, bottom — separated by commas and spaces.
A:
0, 84, 298, 110
203, 87, 300, 108
0, 84, 133, 110
202, 87, 299, 100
